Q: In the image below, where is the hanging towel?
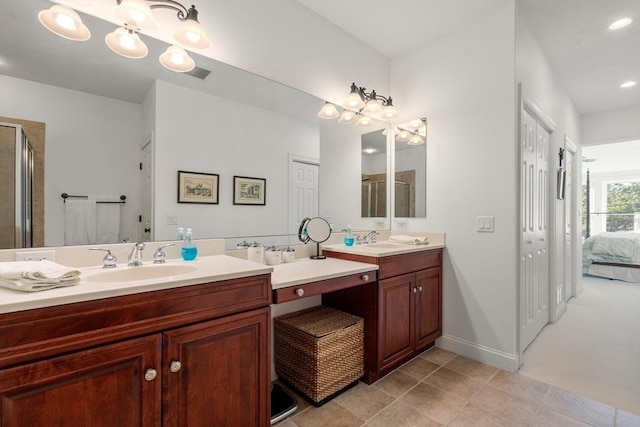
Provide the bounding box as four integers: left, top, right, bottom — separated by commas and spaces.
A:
0, 260, 81, 292
389, 235, 430, 245
91, 196, 121, 244
64, 200, 97, 245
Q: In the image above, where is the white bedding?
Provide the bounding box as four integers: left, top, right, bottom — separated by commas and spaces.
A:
583, 232, 640, 266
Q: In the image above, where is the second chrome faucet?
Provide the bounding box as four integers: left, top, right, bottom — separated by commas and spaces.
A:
128, 242, 145, 266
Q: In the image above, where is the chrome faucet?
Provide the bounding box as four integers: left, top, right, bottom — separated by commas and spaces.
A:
153, 243, 175, 264
89, 248, 117, 268
128, 242, 146, 266
363, 230, 380, 244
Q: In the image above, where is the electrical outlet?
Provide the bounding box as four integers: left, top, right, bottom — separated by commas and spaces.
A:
15, 250, 56, 262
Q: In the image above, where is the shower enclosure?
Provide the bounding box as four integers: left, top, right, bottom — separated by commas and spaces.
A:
0, 122, 34, 248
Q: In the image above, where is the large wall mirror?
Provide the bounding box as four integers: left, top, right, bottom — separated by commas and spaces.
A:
0, 0, 392, 250
361, 129, 388, 218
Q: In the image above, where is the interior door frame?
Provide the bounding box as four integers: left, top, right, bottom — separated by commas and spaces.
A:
139, 132, 154, 242
564, 136, 581, 298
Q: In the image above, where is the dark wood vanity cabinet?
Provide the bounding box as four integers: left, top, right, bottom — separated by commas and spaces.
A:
0, 275, 272, 427
324, 249, 442, 383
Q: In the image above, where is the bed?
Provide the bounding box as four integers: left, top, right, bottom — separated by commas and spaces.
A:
582, 231, 640, 283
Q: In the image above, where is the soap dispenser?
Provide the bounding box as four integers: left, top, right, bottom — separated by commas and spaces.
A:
181, 228, 198, 261
343, 225, 355, 247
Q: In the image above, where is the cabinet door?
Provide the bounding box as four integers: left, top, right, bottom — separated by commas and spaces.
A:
415, 267, 442, 350
377, 273, 415, 370
163, 306, 270, 427
0, 335, 161, 427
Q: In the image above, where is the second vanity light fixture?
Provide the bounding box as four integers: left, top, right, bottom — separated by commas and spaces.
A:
38, 0, 212, 73
317, 82, 399, 127
385, 117, 427, 145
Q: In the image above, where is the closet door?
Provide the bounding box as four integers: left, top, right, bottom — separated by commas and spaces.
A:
520, 109, 550, 352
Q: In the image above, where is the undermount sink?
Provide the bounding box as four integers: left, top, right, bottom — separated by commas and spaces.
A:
84, 263, 198, 283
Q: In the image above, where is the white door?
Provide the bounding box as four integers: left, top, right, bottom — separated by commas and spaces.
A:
288, 156, 319, 234
520, 109, 550, 352
139, 136, 153, 242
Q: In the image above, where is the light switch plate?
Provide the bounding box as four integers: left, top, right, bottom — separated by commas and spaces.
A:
15, 250, 56, 262
166, 215, 178, 225
476, 216, 495, 232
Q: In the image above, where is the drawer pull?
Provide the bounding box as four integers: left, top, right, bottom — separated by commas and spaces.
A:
170, 361, 182, 373
144, 368, 158, 381
296, 288, 305, 297
362, 274, 369, 282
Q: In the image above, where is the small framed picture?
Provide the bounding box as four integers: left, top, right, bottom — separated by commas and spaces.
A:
178, 171, 219, 204
233, 176, 266, 205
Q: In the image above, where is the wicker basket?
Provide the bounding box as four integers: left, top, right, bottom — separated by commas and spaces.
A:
274, 306, 364, 404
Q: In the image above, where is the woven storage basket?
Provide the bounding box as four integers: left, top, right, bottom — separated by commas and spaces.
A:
274, 306, 364, 404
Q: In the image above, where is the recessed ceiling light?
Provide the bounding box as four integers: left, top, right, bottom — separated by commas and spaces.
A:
620, 81, 637, 88
609, 17, 633, 30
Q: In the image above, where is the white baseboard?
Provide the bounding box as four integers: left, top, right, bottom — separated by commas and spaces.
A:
437, 334, 520, 373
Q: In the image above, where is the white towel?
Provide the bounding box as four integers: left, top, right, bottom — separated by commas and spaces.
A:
389, 235, 429, 245
0, 260, 81, 292
64, 200, 97, 245
91, 196, 121, 244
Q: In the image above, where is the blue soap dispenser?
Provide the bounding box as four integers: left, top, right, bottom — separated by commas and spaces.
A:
181, 228, 198, 261
344, 225, 354, 246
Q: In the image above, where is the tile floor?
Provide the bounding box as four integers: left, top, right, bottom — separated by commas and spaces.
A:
274, 347, 640, 427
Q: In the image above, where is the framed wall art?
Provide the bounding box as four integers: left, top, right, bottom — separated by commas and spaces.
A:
178, 171, 219, 204
233, 176, 266, 205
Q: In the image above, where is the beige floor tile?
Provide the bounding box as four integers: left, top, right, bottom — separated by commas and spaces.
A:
400, 382, 468, 425
444, 355, 499, 382
533, 406, 594, 427
333, 382, 394, 422
421, 346, 457, 365
365, 400, 442, 427
373, 370, 419, 398
398, 355, 441, 380
449, 403, 526, 427
490, 370, 549, 403
616, 409, 640, 427
291, 401, 363, 427
424, 367, 484, 399
470, 384, 541, 424
543, 386, 616, 427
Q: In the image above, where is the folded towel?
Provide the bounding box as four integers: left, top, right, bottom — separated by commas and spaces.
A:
389, 235, 429, 245
0, 260, 81, 292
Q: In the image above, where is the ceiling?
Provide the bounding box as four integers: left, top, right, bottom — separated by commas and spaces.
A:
300, 0, 640, 116
1, 0, 638, 119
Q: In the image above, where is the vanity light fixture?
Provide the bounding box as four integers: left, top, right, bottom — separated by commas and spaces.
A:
318, 82, 399, 127
38, 1, 211, 72
396, 117, 427, 145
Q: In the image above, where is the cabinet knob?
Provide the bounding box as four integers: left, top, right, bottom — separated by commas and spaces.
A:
144, 368, 158, 381
413, 287, 417, 294
296, 288, 304, 297
362, 274, 369, 282
418, 286, 423, 292
170, 361, 182, 373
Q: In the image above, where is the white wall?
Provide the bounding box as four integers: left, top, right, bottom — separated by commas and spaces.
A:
516, 9, 582, 321
0, 75, 141, 247
581, 105, 640, 146
152, 80, 319, 241
388, 3, 518, 369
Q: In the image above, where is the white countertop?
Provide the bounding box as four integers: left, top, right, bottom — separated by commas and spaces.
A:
271, 257, 379, 290
322, 240, 445, 257
0, 255, 273, 314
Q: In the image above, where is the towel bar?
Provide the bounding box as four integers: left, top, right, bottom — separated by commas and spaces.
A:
61, 193, 126, 204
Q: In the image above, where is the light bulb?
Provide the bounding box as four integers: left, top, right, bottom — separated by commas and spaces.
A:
38, 5, 90, 41
363, 99, 382, 114
355, 115, 375, 127
159, 46, 195, 72
338, 110, 358, 124
408, 134, 424, 145
317, 102, 340, 119
609, 18, 633, 30
105, 27, 148, 59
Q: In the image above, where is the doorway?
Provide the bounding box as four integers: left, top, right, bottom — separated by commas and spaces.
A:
288, 154, 319, 235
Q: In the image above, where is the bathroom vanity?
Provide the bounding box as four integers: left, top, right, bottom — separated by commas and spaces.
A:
0, 256, 273, 427
321, 240, 444, 383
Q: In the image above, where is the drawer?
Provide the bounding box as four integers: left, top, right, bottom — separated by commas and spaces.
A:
377, 249, 442, 279
272, 271, 377, 304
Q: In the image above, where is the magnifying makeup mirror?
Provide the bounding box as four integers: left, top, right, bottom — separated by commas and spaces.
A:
298, 217, 331, 260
